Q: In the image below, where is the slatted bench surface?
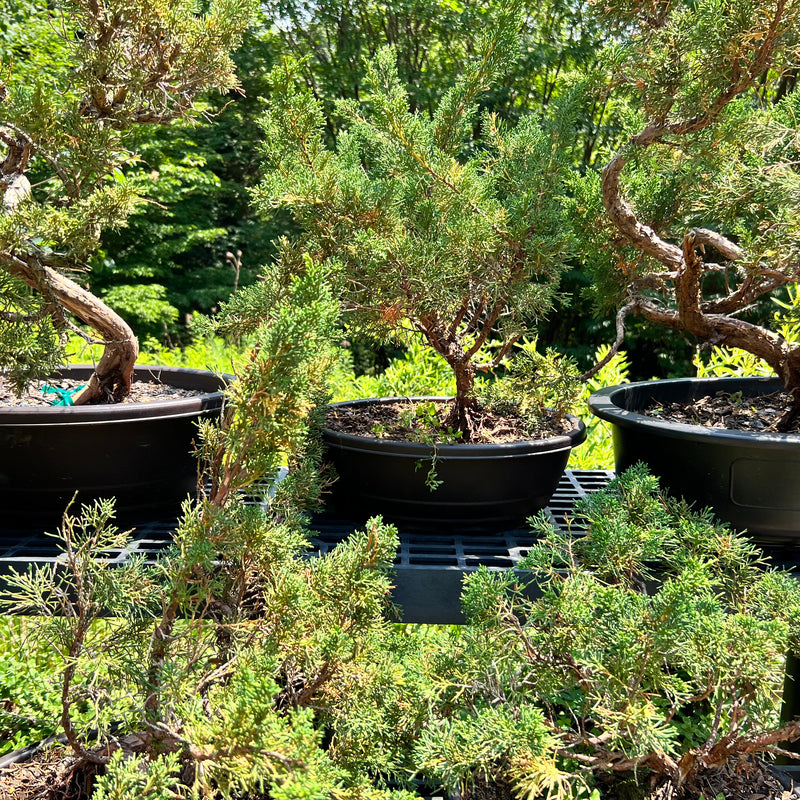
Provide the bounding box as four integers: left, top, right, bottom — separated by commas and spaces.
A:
8, 469, 797, 622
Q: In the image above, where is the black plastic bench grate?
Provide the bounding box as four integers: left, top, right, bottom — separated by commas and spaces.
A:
0, 470, 614, 623
309, 469, 615, 569
2, 469, 799, 622
0, 470, 612, 570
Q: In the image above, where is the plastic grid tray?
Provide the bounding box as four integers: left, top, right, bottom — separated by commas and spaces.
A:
0, 470, 614, 623
310, 469, 614, 565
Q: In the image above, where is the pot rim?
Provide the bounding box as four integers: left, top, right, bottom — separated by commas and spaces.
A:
587, 376, 800, 445
0, 364, 230, 424
324, 395, 587, 455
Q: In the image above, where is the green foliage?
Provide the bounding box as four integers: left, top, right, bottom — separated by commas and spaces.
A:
425, 465, 800, 796
479, 340, 582, 434
0, 0, 73, 91
0, 243, 426, 798
0, 274, 66, 394
5, 450, 800, 798
90, 0, 622, 354
0, 619, 79, 754
321, 624, 446, 786
0, 0, 252, 392
184, 656, 346, 799
90, 127, 257, 340
414, 704, 566, 798
263, 0, 617, 163
66, 328, 249, 375
570, 344, 631, 470
256, 6, 579, 436
696, 285, 800, 378
99, 284, 179, 340
593, 0, 800, 122
2, 0, 626, 365
330, 337, 457, 402
92, 750, 181, 800
0, 502, 154, 755
572, 0, 800, 399
197, 252, 340, 502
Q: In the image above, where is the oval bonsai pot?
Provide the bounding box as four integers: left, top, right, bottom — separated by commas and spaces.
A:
0, 365, 228, 529
588, 376, 800, 540
322, 397, 586, 532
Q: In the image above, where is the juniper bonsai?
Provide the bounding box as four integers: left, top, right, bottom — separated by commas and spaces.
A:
410, 466, 800, 798
576, 0, 800, 428
0, 0, 250, 403
0, 260, 411, 799
256, 2, 576, 440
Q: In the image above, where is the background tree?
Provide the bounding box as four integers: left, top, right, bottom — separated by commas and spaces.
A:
86, 18, 283, 344
0, 0, 250, 401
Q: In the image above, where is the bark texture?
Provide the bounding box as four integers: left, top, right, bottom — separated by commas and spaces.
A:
1, 251, 138, 403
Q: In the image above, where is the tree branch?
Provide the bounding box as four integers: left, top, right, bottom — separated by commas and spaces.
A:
580, 302, 636, 382
0, 249, 138, 402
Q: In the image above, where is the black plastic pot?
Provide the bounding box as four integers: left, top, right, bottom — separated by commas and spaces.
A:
0, 365, 227, 529
322, 397, 586, 532
588, 376, 800, 540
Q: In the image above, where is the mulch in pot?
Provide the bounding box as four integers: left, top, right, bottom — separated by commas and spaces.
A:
646, 390, 800, 435
0, 376, 205, 407
326, 398, 572, 444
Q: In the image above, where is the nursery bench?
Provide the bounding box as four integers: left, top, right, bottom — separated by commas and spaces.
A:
0, 469, 614, 624
2, 468, 800, 624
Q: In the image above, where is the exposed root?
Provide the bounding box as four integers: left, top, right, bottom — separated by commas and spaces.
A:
775, 388, 800, 433
443, 396, 482, 441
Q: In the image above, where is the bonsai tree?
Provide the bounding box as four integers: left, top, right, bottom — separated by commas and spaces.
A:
577, 0, 800, 428
256, 2, 577, 439
0, 0, 250, 403
409, 466, 800, 797
0, 261, 411, 798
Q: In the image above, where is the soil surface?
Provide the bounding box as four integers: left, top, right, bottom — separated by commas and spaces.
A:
684, 757, 800, 800
326, 398, 574, 444
0, 376, 205, 407
646, 390, 800, 434
1, 746, 798, 799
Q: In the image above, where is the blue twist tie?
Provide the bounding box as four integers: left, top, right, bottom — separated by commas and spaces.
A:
41, 384, 87, 406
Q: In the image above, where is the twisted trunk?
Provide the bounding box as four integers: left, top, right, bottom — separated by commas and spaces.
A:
448, 359, 478, 438
601, 114, 800, 430
2, 251, 138, 403
420, 320, 480, 439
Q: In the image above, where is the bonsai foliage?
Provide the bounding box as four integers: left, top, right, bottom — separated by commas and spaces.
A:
256, 2, 576, 438
577, 0, 800, 427
413, 465, 800, 797
0, 264, 416, 799
0, 0, 250, 402
263, 0, 611, 162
